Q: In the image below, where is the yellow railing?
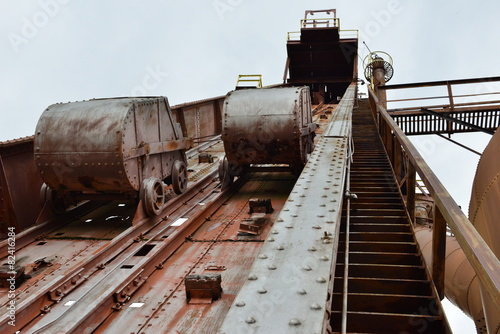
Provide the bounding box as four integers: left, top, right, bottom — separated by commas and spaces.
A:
235, 74, 262, 89
339, 29, 359, 39
287, 31, 301, 41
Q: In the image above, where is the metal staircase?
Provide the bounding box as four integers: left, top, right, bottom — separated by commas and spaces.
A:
329, 100, 451, 333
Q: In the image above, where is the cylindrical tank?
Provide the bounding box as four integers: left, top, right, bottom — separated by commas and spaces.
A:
222, 86, 315, 169
414, 127, 500, 333
34, 97, 190, 197
469, 126, 500, 334
415, 226, 487, 333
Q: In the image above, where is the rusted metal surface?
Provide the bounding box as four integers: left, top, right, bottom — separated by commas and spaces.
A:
1, 94, 321, 332
198, 153, 214, 163
368, 87, 500, 312
468, 126, 500, 333
185, 273, 222, 304
383, 76, 500, 136
0, 95, 224, 236
219, 84, 355, 334
222, 86, 315, 170
7, 179, 222, 333
248, 198, 273, 214
415, 225, 489, 333
35, 97, 189, 196
90, 172, 295, 334
432, 207, 447, 300
285, 11, 358, 103
0, 137, 43, 237
172, 96, 224, 141
0, 142, 225, 333
330, 99, 451, 333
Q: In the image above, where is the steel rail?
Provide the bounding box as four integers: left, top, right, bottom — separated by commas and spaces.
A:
133, 172, 277, 332
388, 105, 500, 116
380, 76, 500, 90
368, 87, 500, 310
0, 141, 222, 259
0, 169, 220, 333
0, 201, 103, 258
341, 136, 354, 334
27, 174, 249, 334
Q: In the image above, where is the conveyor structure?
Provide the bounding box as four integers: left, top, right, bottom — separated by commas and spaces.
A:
0, 8, 499, 334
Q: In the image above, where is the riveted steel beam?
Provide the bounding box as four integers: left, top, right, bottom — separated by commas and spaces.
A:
219, 83, 356, 334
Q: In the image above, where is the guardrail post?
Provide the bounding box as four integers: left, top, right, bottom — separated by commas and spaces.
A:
385, 123, 394, 164
432, 207, 446, 300
393, 141, 403, 185
406, 164, 416, 224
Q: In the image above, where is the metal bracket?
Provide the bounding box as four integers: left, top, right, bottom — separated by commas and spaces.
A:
185, 274, 222, 304
48, 268, 86, 302
248, 198, 273, 214
125, 138, 193, 159
113, 271, 146, 304
198, 153, 214, 163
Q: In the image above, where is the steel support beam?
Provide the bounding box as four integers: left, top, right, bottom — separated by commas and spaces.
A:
219, 83, 356, 334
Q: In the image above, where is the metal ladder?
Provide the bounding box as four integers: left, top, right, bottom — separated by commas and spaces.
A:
329, 100, 451, 333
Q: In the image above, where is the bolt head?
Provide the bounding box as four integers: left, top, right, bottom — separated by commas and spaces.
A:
245, 317, 256, 324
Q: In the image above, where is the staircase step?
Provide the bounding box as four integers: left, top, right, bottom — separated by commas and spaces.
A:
332, 277, 432, 296
342, 223, 411, 233
347, 208, 406, 216
354, 191, 400, 197
331, 293, 438, 315
350, 216, 408, 224
335, 263, 426, 280
351, 197, 402, 204
344, 241, 418, 253
329, 105, 449, 333
336, 251, 422, 266
350, 202, 404, 209
340, 231, 414, 242
330, 311, 445, 333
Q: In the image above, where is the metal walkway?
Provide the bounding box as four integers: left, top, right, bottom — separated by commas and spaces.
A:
330, 100, 451, 333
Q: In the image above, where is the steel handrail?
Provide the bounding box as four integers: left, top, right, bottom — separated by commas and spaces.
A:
368, 87, 500, 310
341, 135, 355, 334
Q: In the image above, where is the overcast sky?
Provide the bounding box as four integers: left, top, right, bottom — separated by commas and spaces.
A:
2, 0, 499, 332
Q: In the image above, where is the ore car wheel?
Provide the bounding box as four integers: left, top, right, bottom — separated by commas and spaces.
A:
218, 156, 235, 189
172, 160, 188, 194
40, 183, 65, 214
141, 177, 165, 216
